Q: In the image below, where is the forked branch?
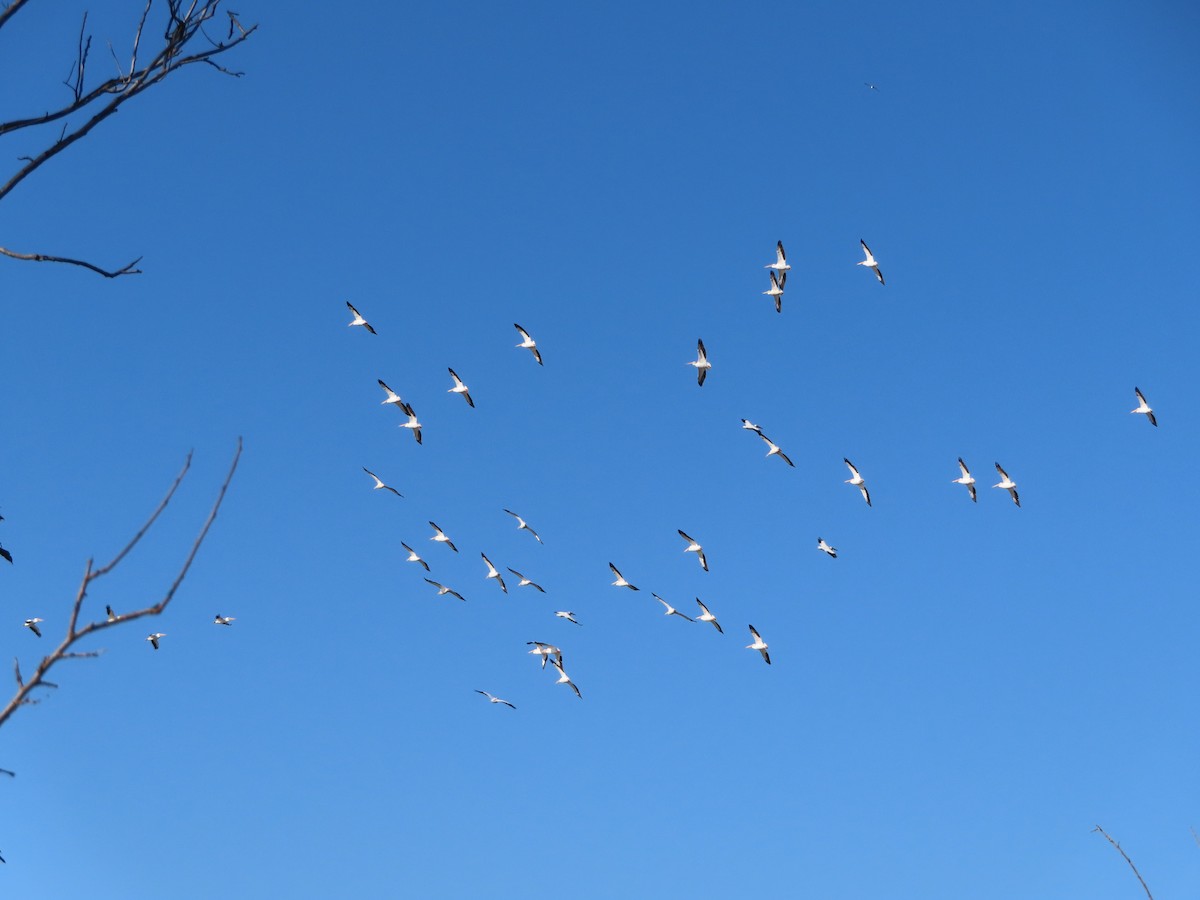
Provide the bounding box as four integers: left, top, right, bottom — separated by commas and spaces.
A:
0, 437, 242, 731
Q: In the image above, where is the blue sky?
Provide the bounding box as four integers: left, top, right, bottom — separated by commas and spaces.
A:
2, 0, 1198, 896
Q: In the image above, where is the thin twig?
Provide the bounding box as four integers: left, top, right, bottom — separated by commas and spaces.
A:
0, 246, 142, 278
1093, 825, 1153, 900
0, 439, 242, 732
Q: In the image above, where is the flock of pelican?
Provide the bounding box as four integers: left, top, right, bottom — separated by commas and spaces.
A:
341, 263, 1161, 708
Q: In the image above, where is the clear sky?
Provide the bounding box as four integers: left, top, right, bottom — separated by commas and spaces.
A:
2, 0, 1198, 896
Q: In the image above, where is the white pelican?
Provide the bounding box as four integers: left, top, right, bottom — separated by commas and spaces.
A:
106, 605, 117, 622
377, 379, 404, 408
740, 419, 763, 434
555, 611, 581, 625
399, 401, 422, 445
688, 339, 711, 386
345, 301, 376, 334
23, 618, 42, 638
817, 538, 837, 558
952, 458, 977, 502
609, 562, 639, 591
694, 598, 722, 633
401, 541, 430, 572
843, 458, 872, 506
759, 431, 795, 467
677, 529, 708, 571
746, 625, 770, 665
424, 578, 465, 601
213, 614, 236, 626
993, 463, 1020, 507
550, 658, 582, 699
526, 641, 562, 670
447, 368, 474, 408
652, 593, 694, 622
503, 509, 543, 544
146, 633, 166, 650
763, 269, 786, 313
857, 239, 885, 285
1132, 388, 1157, 427
428, 522, 458, 553
765, 240, 790, 273
514, 323, 543, 365
362, 467, 402, 497
475, 690, 516, 709
506, 567, 546, 593
481, 553, 508, 593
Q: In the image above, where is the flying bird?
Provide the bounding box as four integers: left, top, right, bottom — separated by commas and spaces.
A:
555, 611, 581, 625
447, 368, 474, 408
550, 658, 582, 699
146, 633, 166, 650
345, 301, 377, 334
475, 690, 516, 709
377, 379, 404, 408
526, 641, 563, 670
399, 401, 423, 445
362, 467, 402, 497
746, 624, 771, 665
857, 239, 885, 285
694, 598, 723, 633
677, 529, 708, 571
652, 593, 694, 622
843, 458, 872, 506
0, 544, 11, 564
514, 323, 543, 365
952, 458, 977, 502
864, 82, 879, 91
609, 562, 639, 591
765, 240, 791, 274
401, 541, 431, 572
214, 614, 236, 626
993, 462, 1020, 507
424, 578, 465, 601
687, 339, 711, 386
507, 568, 546, 593
106, 605, 117, 622
817, 538, 837, 558
503, 509, 543, 544
758, 431, 795, 467
763, 269, 786, 313
428, 522, 458, 553
23, 618, 42, 638
740, 418, 763, 434
1131, 387, 1157, 427
481, 554, 508, 593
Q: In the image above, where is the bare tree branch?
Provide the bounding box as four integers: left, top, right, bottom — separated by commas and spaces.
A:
0, 0, 256, 276
0, 246, 142, 278
0, 438, 242, 732
1093, 825, 1153, 900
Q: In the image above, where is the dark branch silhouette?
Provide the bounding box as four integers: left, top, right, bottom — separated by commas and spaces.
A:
0, 0, 256, 277
0, 438, 242, 732
1093, 825, 1153, 900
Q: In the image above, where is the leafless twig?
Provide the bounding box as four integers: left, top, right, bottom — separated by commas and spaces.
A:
0, 438, 242, 731
0, 0, 256, 277
1093, 825, 1153, 900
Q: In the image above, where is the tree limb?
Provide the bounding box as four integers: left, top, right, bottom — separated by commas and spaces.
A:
0, 438, 242, 732
1093, 825, 1153, 900
0, 246, 142, 278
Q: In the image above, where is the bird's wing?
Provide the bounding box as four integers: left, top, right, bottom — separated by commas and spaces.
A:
501, 699, 517, 709
424, 578, 443, 590
475, 690, 491, 699
1135, 387, 1148, 406
776, 241, 786, 264
873, 266, 885, 285
609, 562, 622, 579
778, 449, 795, 467
507, 567, 524, 579
994, 462, 1010, 481
532, 346, 543, 365
653, 593, 670, 611
514, 323, 531, 341
449, 368, 464, 387
697, 339, 707, 360
749, 625, 762, 641
844, 459, 860, 478
1148, 411, 1157, 426
678, 529, 695, 544
481, 553, 497, 573
698, 551, 708, 571
346, 301, 360, 316
957, 458, 971, 478
859, 239, 873, 259
697, 367, 707, 386
861, 485, 872, 507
